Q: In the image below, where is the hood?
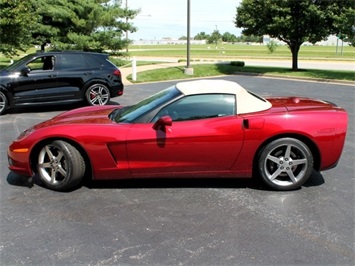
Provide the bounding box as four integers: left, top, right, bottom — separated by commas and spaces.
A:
266, 96, 337, 112
34, 105, 121, 129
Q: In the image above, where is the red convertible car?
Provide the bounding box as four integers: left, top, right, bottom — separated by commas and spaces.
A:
8, 80, 348, 191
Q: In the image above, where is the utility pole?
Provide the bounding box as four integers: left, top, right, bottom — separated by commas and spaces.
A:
125, 0, 128, 53
184, 0, 193, 75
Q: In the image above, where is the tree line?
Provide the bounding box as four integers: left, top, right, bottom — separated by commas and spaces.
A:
179, 31, 262, 44
0, 0, 138, 57
1, 0, 353, 71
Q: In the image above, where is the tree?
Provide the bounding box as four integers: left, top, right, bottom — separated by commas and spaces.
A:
207, 30, 222, 46
222, 32, 237, 43
31, 0, 138, 54
236, 34, 262, 43
194, 32, 210, 40
334, 5, 355, 47
235, 0, 353, 70
0, 0, 38, 56
0, 0, 139, 56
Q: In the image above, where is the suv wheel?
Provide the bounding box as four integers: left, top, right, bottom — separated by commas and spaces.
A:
85, 84, 111, 106
0, 91, 8, 115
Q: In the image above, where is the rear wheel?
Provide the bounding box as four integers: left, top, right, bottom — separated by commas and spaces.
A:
85, 84, 110, 106
0, 91, 8, 115
37, 140, 85, 191
258, 138, 314, 191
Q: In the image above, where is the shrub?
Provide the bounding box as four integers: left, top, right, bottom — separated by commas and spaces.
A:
267, 40, 279, 53
230, 61, 245, 67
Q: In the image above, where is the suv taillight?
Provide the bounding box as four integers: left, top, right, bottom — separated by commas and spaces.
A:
113, 69, 121, 76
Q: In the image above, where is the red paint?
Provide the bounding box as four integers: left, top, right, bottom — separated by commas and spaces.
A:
8, 96, 348, 181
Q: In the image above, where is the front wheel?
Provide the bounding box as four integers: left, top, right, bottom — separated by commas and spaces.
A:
258, 138, 314, 191
0, 91, 8, 115
37, 140, 85, 191
85, 84, 110, 106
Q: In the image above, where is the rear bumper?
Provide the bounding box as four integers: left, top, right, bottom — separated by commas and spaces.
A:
111, 83, 124, 98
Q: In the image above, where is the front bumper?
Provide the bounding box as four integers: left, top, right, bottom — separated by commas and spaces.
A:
8, 144, 33, 177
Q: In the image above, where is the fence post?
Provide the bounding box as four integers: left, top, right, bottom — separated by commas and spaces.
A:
132, 57, 137, 81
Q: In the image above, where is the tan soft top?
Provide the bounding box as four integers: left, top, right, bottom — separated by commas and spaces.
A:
176, 79, 272, 114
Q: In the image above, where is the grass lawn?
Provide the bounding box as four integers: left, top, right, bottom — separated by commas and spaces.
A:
129, 43, 355, 61
126, 63, 355, 83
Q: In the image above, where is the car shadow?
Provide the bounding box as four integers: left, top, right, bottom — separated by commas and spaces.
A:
6, 170, 325, 192
83, 177, 264, 190
303, 170, 325, 187
6, 172, 35, 188
7, 101, 120, 115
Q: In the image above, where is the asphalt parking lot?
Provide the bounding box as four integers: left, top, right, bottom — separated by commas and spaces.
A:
0, 75, 354, 265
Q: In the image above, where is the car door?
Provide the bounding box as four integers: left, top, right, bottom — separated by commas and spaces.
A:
11, 55, 59, 104
55, 54, 91, 100
126, 94, 245, 176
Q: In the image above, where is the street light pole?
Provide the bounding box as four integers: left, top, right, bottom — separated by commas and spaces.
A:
187, 0, 191, 68
184, 0, 193, 75
125, 0, 129, 53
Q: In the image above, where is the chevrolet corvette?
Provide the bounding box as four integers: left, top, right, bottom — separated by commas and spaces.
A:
8, 79, 348, 191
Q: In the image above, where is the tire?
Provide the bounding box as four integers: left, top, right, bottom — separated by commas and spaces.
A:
85, 83, 111, 106
0, 91, 8, 115
37, 140, 85, 191
258, 138, 314, 191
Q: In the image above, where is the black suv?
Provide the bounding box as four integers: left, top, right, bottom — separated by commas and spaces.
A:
0, 51, 124, 115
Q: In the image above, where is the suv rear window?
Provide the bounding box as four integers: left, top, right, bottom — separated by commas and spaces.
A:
85, 55, 106, 68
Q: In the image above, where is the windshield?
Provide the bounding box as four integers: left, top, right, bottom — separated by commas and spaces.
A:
3, 54, 36, 72
111, 86, 182, 123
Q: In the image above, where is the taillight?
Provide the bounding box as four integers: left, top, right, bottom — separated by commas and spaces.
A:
113, 69, 121, 76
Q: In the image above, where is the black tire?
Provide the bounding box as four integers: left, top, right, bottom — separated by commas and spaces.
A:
85, 83, 111, 106
0, 91, 8, 115
258, 138, 314, 191
37, 140, 85, 191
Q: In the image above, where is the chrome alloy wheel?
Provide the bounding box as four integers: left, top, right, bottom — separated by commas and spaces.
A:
36, 140, 85, 191
87, 84, 110, 106
0, 91, 8, 115
258, 138, 314, 190
38, 144, 68, 186
264, 143, 308, 187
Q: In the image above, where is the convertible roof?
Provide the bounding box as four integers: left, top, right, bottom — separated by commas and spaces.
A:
176, 79, 272, 114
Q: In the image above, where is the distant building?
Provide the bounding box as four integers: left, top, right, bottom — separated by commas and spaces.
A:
133, 38, 206, 45
262, 35, 350, 46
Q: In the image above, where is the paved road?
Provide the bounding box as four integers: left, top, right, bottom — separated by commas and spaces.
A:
0, 76, 354, 265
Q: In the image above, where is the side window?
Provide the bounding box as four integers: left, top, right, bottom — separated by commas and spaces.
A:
85, 55, 104, 68
59, 54, 87, 70
153, 94, 236, 122
26, 56, 55, 71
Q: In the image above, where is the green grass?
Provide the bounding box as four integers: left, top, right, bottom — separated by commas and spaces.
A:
127, 63, 355, 83
129, 44, 355, 60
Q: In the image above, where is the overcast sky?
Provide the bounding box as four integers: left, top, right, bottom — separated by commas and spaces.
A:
127, 0, 242, 40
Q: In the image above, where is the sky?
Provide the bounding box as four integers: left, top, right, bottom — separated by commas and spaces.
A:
127, 0, 242, 40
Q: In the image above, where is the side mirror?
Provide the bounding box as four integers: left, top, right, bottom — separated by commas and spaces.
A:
152, 116, 172, 131
20, 67, 30, 76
